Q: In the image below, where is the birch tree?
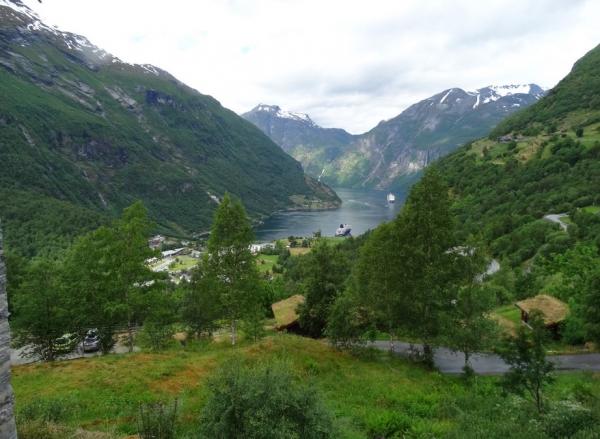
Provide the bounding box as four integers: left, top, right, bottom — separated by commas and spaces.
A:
62, 201, 161, 352
446, 235, 499, 372
353, 221, 401, 353
398, 165, 460, 365
202, 193, 259, 345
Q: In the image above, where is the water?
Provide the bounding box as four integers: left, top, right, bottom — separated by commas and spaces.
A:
255, 187, 407, 242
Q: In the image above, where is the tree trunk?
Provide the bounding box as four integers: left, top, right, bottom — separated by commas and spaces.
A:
423, 343, 434, 367
388, 330, 395, 355
127, 317, 135, 353
231, 322, 236, 345
0, 225, 18, 438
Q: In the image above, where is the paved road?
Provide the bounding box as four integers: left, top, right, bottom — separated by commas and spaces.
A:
152, 257, 174, 272
544, 214, 568, 231
10, 341, 140, 366
371, 340, 600, 375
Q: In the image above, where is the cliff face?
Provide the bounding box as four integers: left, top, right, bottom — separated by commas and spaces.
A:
0, 225, 17, 439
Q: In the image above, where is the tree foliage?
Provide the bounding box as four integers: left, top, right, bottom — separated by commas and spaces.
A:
296, 238, 349, 338
390, 165, 459, 364
201, 193, 260, 345
12, 258, 69, 362
445, 235, 499, 371
497, 310, 555, 413
62, 201, 162, 353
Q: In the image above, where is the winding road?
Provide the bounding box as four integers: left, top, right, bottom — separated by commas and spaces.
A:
544, 214, 569, 231
371, 340, 600, 375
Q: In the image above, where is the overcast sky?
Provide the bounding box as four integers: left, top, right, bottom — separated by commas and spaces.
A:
18, 0, 600, 134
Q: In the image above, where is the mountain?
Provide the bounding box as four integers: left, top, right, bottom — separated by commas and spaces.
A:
0, 0, 339, 257
240, 104, 358, 179
490, 45, 600, 138
434, 43, 600, 268
243, 85, 545, 190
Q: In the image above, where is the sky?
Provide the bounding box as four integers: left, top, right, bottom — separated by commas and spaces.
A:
18, 0, 600, 134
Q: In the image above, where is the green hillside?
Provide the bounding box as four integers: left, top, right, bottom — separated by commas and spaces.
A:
490, 43, 600, 139
436, 44, 600, 269
0, 4, 339, 257
439, 129, 600, 267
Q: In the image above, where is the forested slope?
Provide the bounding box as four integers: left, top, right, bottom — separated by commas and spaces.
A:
434, 44, 600, 267
0, 1, 339, 257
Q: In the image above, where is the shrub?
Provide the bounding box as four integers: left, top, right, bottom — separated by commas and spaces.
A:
137, 323, 176, 350
137, 399, 179, 439
198, 357, 336, 438
543, 400, 595, 438
363, 410, 411, 439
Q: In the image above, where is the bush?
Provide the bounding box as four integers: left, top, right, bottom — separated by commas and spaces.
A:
137, 399, 179, 439
137, 323, 176, 350
363, 410, 411, 439
198, 357, 336, 438
543, 400, 595, 438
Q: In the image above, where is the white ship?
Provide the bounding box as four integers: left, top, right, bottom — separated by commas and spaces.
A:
335, 224, 352, 237
387, 193, 395, 203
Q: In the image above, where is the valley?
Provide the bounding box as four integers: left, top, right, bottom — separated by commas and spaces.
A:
1, 1, 600, 438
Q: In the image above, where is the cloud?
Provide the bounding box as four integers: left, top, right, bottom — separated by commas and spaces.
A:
19, 0, 600, 134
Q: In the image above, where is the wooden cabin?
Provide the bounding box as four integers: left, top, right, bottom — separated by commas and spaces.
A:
515, 295, 569, 338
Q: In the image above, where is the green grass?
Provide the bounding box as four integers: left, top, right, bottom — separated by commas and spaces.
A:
256, 254, 279, 272
582, 205, 600, 214
11, 332, 600, 439
169, 255, 198, 270
494, 304, 522, 326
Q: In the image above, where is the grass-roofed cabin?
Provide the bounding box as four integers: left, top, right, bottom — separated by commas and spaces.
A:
515, 295, 570, 339
272, 295, 305, 333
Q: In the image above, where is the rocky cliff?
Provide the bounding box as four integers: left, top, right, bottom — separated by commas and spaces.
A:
0, 225, 17, 439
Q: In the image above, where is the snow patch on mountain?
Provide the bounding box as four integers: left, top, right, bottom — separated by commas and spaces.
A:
488, 84, 532, 96
257, 104, 317, 126
439, 89, 453, 104
1, 0, 38, 22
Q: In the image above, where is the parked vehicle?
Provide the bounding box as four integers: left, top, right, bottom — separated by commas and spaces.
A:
83, 335, 100, 352
54, 333, 78, 353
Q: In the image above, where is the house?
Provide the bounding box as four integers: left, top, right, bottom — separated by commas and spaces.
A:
161, 248, 185, 258
271, 295, 305, 331
515, 295, 569, 337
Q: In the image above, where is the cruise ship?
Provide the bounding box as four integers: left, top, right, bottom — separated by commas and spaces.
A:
387, 193, 395, 203
335, 224, 352, 237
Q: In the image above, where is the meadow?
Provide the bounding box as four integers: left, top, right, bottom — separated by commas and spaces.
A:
12, 332, 600, 439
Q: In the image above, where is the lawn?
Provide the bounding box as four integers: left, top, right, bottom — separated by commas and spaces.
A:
493, 304, 522, 326
582, 205, 600, 214
168, 255, 198, 271
256, 254, 279, 272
